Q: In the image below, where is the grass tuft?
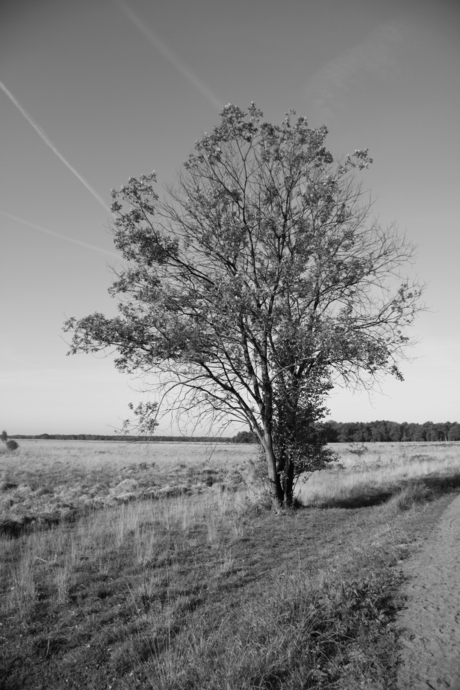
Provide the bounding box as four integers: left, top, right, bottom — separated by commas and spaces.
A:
392, 482, 435, 511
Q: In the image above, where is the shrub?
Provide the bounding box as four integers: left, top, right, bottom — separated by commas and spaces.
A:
233, 430, 257, 444
6, 439, 19, 452
394, 482, 434, 511
348, 443, 368, 458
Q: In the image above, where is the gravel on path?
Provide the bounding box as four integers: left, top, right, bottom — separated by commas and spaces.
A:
397, 492, 460, 690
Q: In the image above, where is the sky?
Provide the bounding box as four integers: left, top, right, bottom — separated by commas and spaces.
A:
1, 0, 459, 435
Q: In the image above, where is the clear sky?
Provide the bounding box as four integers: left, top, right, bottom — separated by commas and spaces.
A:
1, 0, 459, 435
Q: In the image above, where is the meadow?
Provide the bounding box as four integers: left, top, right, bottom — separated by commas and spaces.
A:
0, 440, 253, 530
1, 439, 460, 689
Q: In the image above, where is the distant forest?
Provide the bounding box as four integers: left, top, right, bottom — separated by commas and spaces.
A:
321, 420, 460, 443
11, 434, 233, 443
11, 421, 460, 443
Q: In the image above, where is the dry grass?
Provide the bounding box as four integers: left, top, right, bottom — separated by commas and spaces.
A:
1, 440, 460, 688
3, 439, 459, 523
0, 440, 252, 526
0, 488, 414, 689
297, 442, 460, 508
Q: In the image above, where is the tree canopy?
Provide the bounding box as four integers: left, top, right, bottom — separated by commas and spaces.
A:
64, 104, 423, 505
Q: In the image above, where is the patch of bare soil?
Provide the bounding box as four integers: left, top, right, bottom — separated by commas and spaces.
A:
397, 492, 460, 689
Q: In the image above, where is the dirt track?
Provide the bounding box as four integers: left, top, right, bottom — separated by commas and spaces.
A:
397, 492, 460, 689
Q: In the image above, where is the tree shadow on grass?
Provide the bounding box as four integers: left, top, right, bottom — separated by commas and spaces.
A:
422, 473, 460, 493
314, 490, 394, 510
308, 471, 460, 510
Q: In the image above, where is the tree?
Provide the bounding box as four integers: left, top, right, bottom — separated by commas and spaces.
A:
322, 421, 340, 443
448, 423, 460, 441
387, 421, 402, 442
64, 104, 423, 506
406, 423, 424, 442
1, 431, 18, 451
233, 430, 257, 443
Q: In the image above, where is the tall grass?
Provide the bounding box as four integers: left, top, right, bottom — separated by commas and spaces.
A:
298, 447, 460, 508
1, 441, 460, 688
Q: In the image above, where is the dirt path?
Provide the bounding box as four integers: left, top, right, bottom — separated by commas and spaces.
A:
397, 492, 460, 689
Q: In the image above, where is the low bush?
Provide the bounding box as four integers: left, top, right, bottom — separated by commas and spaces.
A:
1, 431, 19, 452
394, 482, 435, 511
6, 440, 19, 452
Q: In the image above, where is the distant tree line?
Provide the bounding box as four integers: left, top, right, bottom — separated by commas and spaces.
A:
321, 420, 460, 443
11, 434, 234, 443
233, 422, 460, 444
10, 422, 460, 444
22, 423, 446, 445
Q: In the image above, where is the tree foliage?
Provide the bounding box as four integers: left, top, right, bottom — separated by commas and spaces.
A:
233, 430, 258, 443
323, 420, 460, 443
64, 104, 423, 505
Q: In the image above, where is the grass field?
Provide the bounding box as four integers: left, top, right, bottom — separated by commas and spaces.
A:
299, 441, 460, 508
1, 440, 460, 689
0, 440, 253, 526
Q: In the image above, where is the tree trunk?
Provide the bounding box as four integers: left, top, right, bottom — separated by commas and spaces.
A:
262, 430, 284, 505
272, 404, 297, 507
283, 459, 295, 507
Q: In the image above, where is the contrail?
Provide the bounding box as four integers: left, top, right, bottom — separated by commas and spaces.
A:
1, 211, 120, 259
305, 21, 403, 120
114, 0, 223, 111
0, 81, 111, 213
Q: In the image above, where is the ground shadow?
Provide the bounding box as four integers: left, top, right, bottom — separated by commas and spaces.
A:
421, 473, 460, 492
307, 471, 460, 510
312, 490, 394, 509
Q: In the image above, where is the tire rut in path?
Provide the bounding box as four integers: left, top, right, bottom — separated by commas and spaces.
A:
397, 492, 460, 689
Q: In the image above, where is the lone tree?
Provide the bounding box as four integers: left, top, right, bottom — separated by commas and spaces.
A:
1, 431, 18, 452
64, 104, 422, 506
